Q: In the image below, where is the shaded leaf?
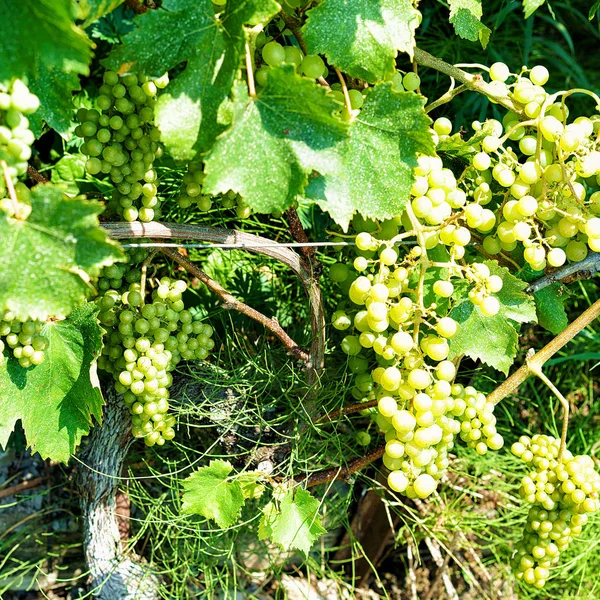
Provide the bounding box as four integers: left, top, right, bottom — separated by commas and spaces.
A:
0, 303, 104, 462
448, 0, 491, 48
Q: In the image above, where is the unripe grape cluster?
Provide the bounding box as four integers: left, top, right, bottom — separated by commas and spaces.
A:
176, 161, 251, 218
511, 435, 600, 588
0, 309, 48, 368
330, 150, 508, 497
438, 62, 600, 271
0, 79, 38, 185
76, 70, 167, 223
96, 253, 215, 446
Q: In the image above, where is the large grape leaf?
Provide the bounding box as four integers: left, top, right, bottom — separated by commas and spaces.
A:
303, 0, 421, 83
448, 0, 491, 48
202, 68, 347, 214
181, 460, 245, 528
107, 0, 279, 160
0, 303, 104, 462
0, 0, 92, 82
448, 262, 537, 373
258, 488, 326, 556
305, 85, 436, 231
0, 185, 124, 321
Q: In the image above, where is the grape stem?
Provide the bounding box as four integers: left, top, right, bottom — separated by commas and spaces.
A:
1, 160, 20, 218
159, 245, 310, 363
487, 296, 600, 406
316, 398, 379, 423
525, 350, 570, 460
425, 83, 468, 114
413, 48, 526, 117
334, 66, 354, 120
245, 40, 257, 98
139, 250, 157, 305
302, 443, 386, 488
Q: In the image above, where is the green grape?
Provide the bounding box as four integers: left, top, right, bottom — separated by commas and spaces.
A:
300, 55, 326, 79
262, 41, 286, 67
402, 72, 420, 91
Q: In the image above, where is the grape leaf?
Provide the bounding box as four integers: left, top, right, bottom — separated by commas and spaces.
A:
523, 0, 546, 18
181, 460, 245, 528
448, 262, 537, 373
534, 284, 568, 335
305, 85, 436, 231
303, 0, 421, 83
76, 0, 125, 29
203, 68, 347, 214
28, 68, 82, 137
108, 0, 279, 160
0, 0, 92, 81
0, 303, 104, 462
448, 0, 491, 48
0, 185, 124, 321
437, 121, 496, 161
258, 487, 326, 555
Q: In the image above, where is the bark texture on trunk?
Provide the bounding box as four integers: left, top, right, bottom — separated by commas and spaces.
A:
75, 387, 161, 600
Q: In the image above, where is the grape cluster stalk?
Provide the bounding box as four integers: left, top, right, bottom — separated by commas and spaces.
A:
76, 70, 167, 223
95, 251, 215, 446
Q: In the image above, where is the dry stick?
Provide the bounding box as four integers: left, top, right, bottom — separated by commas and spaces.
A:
103, 222, 325, 374
26, 164, 50, 185
304, 443, 386, 488
1, 160, 19, 216
488, 296, 600, 405
317, 398, 379, 422
160, 245, 309, 362
413, 47, 525, 116
285, 206, 317, 264
0, 476, 46, 500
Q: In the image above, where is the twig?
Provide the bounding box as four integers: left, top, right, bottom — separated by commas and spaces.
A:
1, 160, 19, 216
279, 11, 308, 55
103, 222, 326, 375
0, 476, 46, 500
285, 207, 316, 265
413, 47, 525, 116
27, 164, 50, 185
317, 399, 378, 422
245, 41, 257, 97
304, 443, 385, 487
334, 66, 354, 118
160, 246, 309, 362
488, 296, 600, 405
426, 83, 468, 113
526, 251, 600, 293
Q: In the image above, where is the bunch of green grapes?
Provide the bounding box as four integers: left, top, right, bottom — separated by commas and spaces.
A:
0, 79, 38, 184
76, 70, 167, 222
95, 255, 215, 446
176, 161, 251, 218
439, 62, 600, 270
330, 149, 510, 498
0, 309, 48, 368
511, 435, 600, 588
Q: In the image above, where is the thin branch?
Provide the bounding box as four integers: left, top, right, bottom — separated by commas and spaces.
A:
27, 164, 50, 185
279, 11, 308, 55
413, 47, 525, 117
317, 399, 378, 423
304, 443, 386, 487
488, 296, 600, 405
285, 206, 317, 265
160, 245, 310, 362
103, 222, 326, 375
526, 251, 600, 293
0, 476, 46, 500
425, 83, 468, 113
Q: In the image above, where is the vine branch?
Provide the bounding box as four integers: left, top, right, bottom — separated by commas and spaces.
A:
488, 296, 600, 405
317, 399, 379, 423
526, 251, 600, 293
160, 246, 310, 362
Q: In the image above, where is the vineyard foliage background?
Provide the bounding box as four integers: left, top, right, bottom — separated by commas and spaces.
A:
2, 0, 600, 598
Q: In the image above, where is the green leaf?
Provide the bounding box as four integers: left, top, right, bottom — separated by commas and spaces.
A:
181, 460, 246, 528
303, 0, 421, 83
523, 0, 546, 18
108, 0, 279, 160
259, 487, 326, 556
0, 185, 124, 321
76, 0, 125, 29
437, 121, 496, 161
534, 284, 568, 335
28, 68, 82, 136
590, 0, 600, 19
238, 471, 266, 499
448, 0, 491, 48
203, 68, 347, 214
449, 262, 537, 373
0, 0, 92, 81
0, 303, 104, 462
306, 85, 435, 231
